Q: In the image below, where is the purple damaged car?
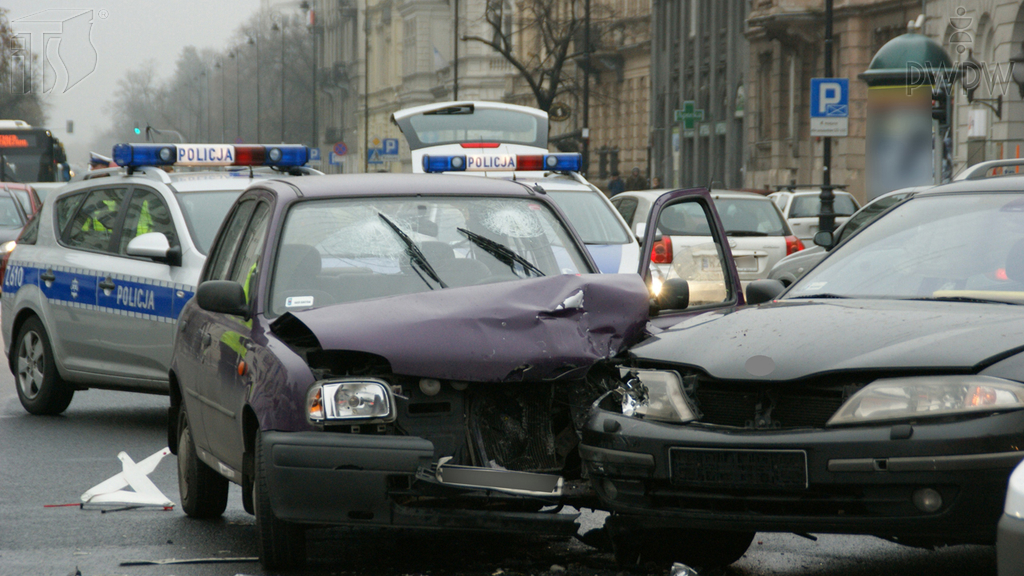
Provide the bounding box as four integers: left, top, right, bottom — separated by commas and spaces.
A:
166, 174, 744, 569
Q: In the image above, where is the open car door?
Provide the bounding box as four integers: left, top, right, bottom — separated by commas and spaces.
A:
638, 188, 744, 329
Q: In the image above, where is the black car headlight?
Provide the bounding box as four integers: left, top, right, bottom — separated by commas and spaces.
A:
307, 378, 394, 423
616, 369, 697, 424
827, 375, 1024, 426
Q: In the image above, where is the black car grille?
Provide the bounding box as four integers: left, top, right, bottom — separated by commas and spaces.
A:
693, 378, 850, 429
469, 384, 561, 472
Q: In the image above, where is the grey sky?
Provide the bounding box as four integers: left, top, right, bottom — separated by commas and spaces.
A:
4, 0, 262, 165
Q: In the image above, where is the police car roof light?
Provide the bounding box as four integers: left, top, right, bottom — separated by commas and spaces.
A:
113, 144, 175, 167
423, 155, 467, 173
113, 143, 310, 168
515, 153, 582, 172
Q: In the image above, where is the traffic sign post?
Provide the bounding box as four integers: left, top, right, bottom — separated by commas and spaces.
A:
810, 78, 849, 137
333, 141, 347, 156
367, 148, 384, 164
381, 138, 399, 162
310, 148, 321, 161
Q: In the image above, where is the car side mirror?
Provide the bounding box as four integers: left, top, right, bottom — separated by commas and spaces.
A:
652, 278, 689, 313
196, 280, 249, 317
813, 230, 835, 249
126, 232, 182, 266
746, 279, 786, 305
634, 222, 646, 239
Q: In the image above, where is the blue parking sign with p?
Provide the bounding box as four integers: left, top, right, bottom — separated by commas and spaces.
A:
383, 138, 399, 155
810, 78, 849, 118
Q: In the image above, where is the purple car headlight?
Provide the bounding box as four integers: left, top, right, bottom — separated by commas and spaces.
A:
308, 379, 394, 423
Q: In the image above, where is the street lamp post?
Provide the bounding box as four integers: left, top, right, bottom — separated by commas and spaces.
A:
272, 19, 286, 142
249, 33, 262, 142
230, 50, 241, 140
216, 61, 226, 142
203, 68, 210, 142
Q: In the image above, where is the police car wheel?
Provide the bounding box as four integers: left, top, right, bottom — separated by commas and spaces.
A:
177, 410, 229, 518
15, 317, 73, 415
254, 428, 306, 569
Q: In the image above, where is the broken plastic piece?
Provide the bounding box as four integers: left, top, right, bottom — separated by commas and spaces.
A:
81, 448, 175, 508
670, 562, 699, 576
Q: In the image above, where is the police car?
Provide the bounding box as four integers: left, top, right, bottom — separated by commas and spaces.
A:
391, 101, 640, 274
1, 142, 314, 415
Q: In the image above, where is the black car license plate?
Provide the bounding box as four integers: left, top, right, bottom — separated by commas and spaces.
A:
670, 448, 808, 489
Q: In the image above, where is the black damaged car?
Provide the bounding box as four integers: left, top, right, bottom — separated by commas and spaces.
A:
166, 173, 744, 569
581, 178, 1024, 567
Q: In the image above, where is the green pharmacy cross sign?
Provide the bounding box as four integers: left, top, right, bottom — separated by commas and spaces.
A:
675, 101, 705, 129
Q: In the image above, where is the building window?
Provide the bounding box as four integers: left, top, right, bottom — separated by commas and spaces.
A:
757, 51, 772, 142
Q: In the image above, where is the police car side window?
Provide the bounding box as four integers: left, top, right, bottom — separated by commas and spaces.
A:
206, 200, 256, 282
118, 188, 179, 255
19, 215, 39, 245
65, 188, 128, 253
54, 192, 86, 238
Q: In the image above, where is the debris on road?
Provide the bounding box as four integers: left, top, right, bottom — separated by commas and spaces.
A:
119, 557, 258, 566
80, 448, 175, 509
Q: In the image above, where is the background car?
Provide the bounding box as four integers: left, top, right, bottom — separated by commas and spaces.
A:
0, 143, 315, 415
393, 101, 641, 273
3, 182, 42, 216
767, 186, 928, 286
999, 459, 1024, 576
612, 189, 802, 285
769, 187, 861, 242
167, 173, 660, 569
581, 175, 1024, 568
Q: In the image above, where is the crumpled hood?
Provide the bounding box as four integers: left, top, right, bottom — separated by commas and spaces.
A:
632, 299, 1024, 381
271, 274, 650, 382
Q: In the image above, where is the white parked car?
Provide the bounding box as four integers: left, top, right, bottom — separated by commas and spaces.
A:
611, 189, 803, 287
391, 101, 640, 274
769, 188, 861, 242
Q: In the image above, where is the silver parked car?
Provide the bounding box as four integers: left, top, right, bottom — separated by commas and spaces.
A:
612, 189, 803, 287
769, 188, 861, 242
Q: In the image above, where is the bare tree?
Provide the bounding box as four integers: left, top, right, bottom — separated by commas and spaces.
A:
0, 8, 46, 125
463, 0, 585, 112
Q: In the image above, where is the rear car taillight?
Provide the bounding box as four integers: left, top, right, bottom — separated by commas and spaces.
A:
785, 235, 805, 256
651, 236, 673, 264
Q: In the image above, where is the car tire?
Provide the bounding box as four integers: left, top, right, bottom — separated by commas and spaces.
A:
14, 317, 73, 415
254, 428, 306, 569
612, 528, 753, 568
177, 410, 229, 518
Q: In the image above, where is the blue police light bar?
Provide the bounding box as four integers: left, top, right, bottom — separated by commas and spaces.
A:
423, 154, 467, 173
113, 143, 310, 168
113, 143, 175, 167
542, 153, 581, 172
264, 145, 309, 167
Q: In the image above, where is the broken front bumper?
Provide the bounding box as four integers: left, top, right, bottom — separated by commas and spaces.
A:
579, 408, 1024, 544
261, 431, 578, 535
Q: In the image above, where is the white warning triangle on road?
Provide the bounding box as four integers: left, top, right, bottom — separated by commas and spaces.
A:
80, 448, 175, 508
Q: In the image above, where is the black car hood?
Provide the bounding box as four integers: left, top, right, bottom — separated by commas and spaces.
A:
633, 299, 1024, 380
271, 274, 650, 382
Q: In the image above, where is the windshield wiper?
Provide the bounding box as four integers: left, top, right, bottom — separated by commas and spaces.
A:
726, 231, 769, 237
457, 227, 545, 278
787, 293, 848, 299
377, 213, 447, 289
907, 295, 1019, 305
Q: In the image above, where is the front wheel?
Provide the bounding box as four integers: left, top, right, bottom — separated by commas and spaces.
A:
14, 317, 73, 415
254, 429, 306, 569
177, 410, 229, 518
